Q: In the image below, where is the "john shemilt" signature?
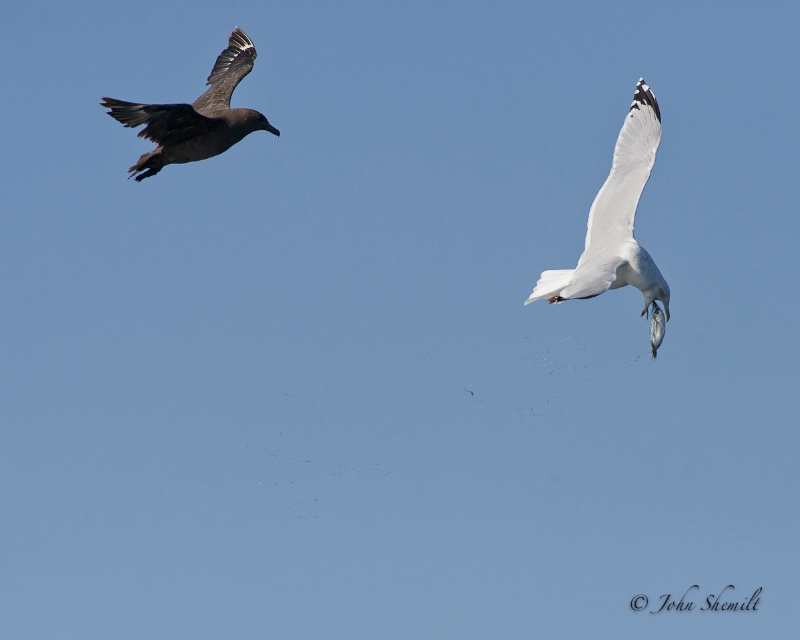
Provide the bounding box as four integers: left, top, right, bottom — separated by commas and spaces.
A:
630, 585, 762, 613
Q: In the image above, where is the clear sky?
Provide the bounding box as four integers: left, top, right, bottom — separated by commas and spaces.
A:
3, 2, 798, 639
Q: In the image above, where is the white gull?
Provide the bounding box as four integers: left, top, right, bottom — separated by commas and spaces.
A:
525, 78, 670, 323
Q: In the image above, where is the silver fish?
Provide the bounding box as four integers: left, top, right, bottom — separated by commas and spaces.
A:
649, 303, 666, 359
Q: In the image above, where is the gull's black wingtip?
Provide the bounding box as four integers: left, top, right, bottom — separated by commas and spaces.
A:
630, 77, 661, 122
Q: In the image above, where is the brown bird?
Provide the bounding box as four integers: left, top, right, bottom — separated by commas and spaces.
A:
101, 27, 280, 181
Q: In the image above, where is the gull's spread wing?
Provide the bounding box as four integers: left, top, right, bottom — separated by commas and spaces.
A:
578, 78, 661, 265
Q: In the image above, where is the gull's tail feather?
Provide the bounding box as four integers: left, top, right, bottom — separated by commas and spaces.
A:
524, 269, 575, 305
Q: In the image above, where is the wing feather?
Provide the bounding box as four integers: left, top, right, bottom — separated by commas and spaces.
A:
101, 98, 219, 145
560, 257, 627, 300
578, 78, 661, 265
192, 27, 257, 114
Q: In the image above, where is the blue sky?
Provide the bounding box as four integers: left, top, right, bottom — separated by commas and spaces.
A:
3, 2, 799, 638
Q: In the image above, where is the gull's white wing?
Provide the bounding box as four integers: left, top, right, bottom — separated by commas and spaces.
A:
559, 255, 627, 300
578, 78, 661, 266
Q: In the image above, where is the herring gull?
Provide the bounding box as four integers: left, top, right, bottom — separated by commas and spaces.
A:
524, 78, 670, 325
101, 27, 280, 181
